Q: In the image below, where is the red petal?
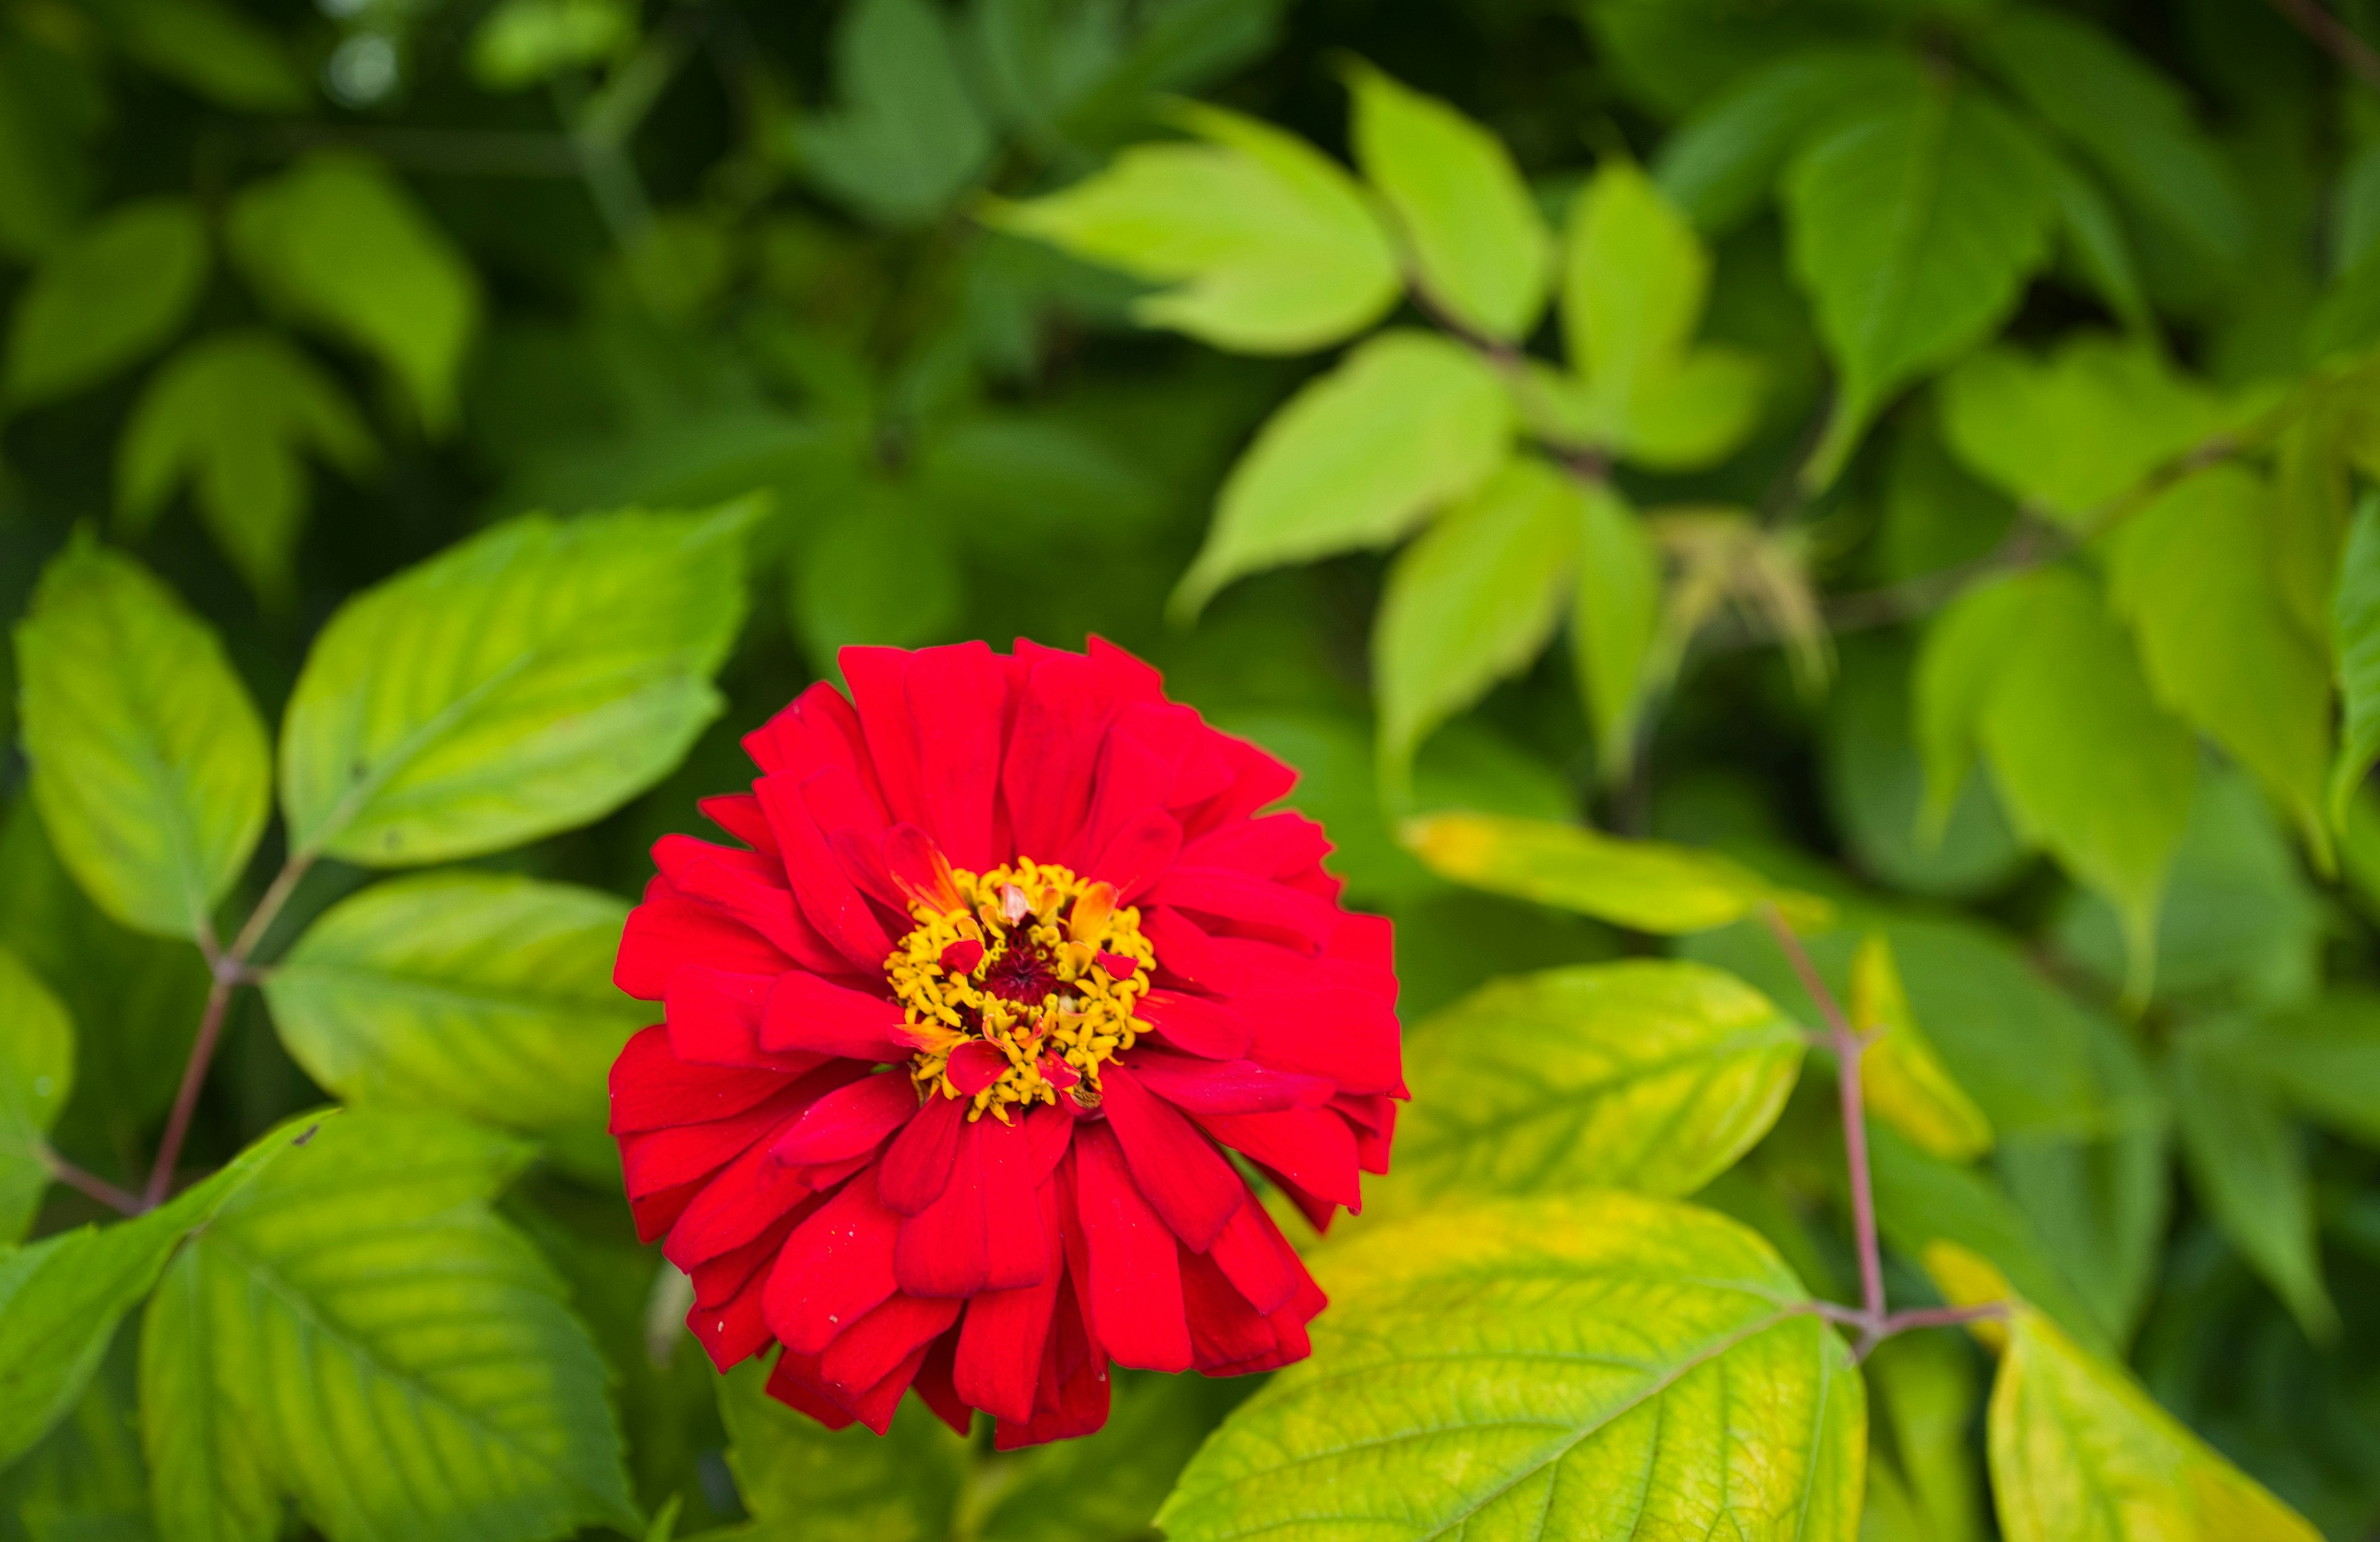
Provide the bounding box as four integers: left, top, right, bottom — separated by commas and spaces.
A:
1179, 1243, 1279, 1371
764, 1169, 902, 1354
609, 1025, 788, 1135
940, 938, 985, 974
1125, 1046, 1333, 1114
757, 773, 896, 972
1329, 910, 1396, 972
652, 835, 850, 978
1086, 808, 1181, 904
687, 1256, 777, 1372
992, 1272, 1112, 1449
1066, 705, 1196, 869
616, 879, 793, 1001
1141, 908, 1241, 995
842, 647, 930, 828
911, 1331, 972, 1437
878, 1092, 967, 1215
689, 1210, 800, 1310
619, 1078, 813, 1197
1147, 867, 1337, 952
1334, 1091, 1399, 1174
1071, 1122, 1191, 1372
1002, 648, 1110, 863
821, 1292, 963, 1396
954, 1181, 1065, 1424
744, 681, 879, 808
1093, 951, 1137, 982
764, 1349, 857, 1430
884, 824, 963, 913
760, 971, 908, 1062
1192, 1106, 1362, 1212
894, 1114, 1048, 1297
1205, 1192, 1304, 1315
770, 1072, 919, 1167
628, 1176, 700, 1245
907, 641, 1009, 873
666, 967, 820, 1074
1099, 1065, 1243, 1251
666, 1072, 858, 1267
1134, 990, 1254, 1060
699, 793, 778, 857
1243, 987, 1403, 1096
947, 1041, 1007, 1096
1037, 1052, 1079, 1090
1182, 811, 1331, 879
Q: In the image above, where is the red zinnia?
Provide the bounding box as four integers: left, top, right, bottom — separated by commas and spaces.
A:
609, 638, 1403, 1445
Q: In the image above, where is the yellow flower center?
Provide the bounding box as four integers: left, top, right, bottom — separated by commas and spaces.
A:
886, 858, 1154, 1121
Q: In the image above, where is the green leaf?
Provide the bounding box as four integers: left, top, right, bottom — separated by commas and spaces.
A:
1171, 329, 1511, 617
1851, 934, 1993, 1163
1972, 4, 2250, 272
2171, 1025, 2335, 1340
3, 198, 209, 407
717, 1355, 964, 1541
1783, 82, 2056, 488
227, 156, 482, 432
1981, 1299, 2322, 1541
0, 1320, 154, 1542
0, 1114, 319, 1469
13, 537, 270, 940
1912, 575, 2032, 842
117, 330, 377, 603
799, 0, 994, 228
467, 0, 635, 90
1402, 809, 1830, 932
790, 487, 964, 671
1938, 336, 2228, 527
2045, 156, 2151, 333
1156, 1194, 1863, 1542
0, 38, 96, 261
262, 873, 642, 1151
139, 1111, 638, 1542
978, 1372, 1250, 1542
1373, 456, 1580, 783
1346, 61, 1550, 341
279, 501, 755, 866
1375, 959, 1804, 1218
85, 0, 308, 112
1558, 160, 1765, 469
2225, 990, 2380, 1148
1864, 1331, 1986, 1542
1654, 46, 1926, 236
2330, 490, 2380, 828
0, 945, 71, 1243
1971, 568, 2197, 994
1571, 479, 1662, 783
2105, 466, 2332, 866
988, 102, 1399, 354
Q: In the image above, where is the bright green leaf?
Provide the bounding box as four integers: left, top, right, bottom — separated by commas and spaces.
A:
1171, 330, 1511, 617
1373, 456, 1580, 784
1157, 1194, 1863, 1542
1784, 83, 2056, 488
13, 537, 270, 940
86, 0, 308, 112
1375, 960, 1805, 1217
717, 1355, 964, 1541
227, 156, 482, 431
1985, 1298, 2322, 1541
0, 946, 70, 1245
1615, 347, 1766, 469
1346, 61, 1550, 341
1912, 575, 2032, 843
1973, 4, 2251, 272
2330, 490, 2380, 829
1654, 46, 1926, 236
2171, 1025, 2335, 1340
798, 0, 993, 228
468, 0, 635, 90
1972, 568, 2196, 996
139, 1111, 638, 1542
118, 330, 376, 602
279, 501, 756, 866
2105, 466, 2332, 867
3, 198, 209, 407
1571, 478, 1661, 783
1401, 809, 1830, 932
0, 1114, 319, 1469
1938, 336, 2228, 526
989, 102, 1399, 354
1562, 160, 1704, 406
262, 873, 642, 1149
1852, 933, 1994, 1163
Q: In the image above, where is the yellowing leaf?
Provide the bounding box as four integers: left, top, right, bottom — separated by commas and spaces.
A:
1401, 809, 1830, 932
3, 198, 209, 407
1377, 960, 1804, 1218
989, 102, 1399, 355
1158, 1195, 1863, 1542
117, 330, 376, 604
1939, 335, 2229, 526
1346, 61, 1550, 341
12, 537, 270, 941
1373, 456, 1580, 785
228, 155, 482, 431
2107, 465, 2332, 868
1853, 934, 1993, 1162
1571, 479, 1662, 783
1171, 330, 1511, 617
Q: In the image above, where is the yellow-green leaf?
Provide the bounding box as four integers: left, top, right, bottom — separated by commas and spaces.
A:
989, 102, 1399, 355
1376, 959, 1805, 1218
1572, 479, 1662, 783
1346, 61, 1550, 341
1401, 809, 1830, 932
1171, 330, 1511, 617
1913, 574, 2034, 843
0, 945, 72, 1243
1158, 1194, 1864, 1542
13, 537, 270, 940
1852, 934, 1993, 1163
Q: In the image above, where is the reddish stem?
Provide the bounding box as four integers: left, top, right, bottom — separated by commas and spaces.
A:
43, 1147, 144, 1215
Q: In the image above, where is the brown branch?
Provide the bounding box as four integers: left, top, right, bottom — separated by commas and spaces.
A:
2264, 0, 2380, 90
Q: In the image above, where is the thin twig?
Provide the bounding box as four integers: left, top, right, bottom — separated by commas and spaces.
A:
2263, 0, 2380, 90
1879, 1302, 2009, 1335
1761, 905, 1887, 1349
43, 1147, 144, 1215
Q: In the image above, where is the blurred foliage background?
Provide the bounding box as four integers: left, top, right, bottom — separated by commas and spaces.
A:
8, 0, 2380, 1536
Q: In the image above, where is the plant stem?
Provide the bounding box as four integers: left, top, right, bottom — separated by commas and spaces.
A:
139, 854, 314, 1210
1760, 906, 1887, 1346
42, 1147, 144, 1215
2263, 0, 2380, 90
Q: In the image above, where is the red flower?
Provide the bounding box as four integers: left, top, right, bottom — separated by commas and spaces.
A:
609, 638, 1403, 1446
